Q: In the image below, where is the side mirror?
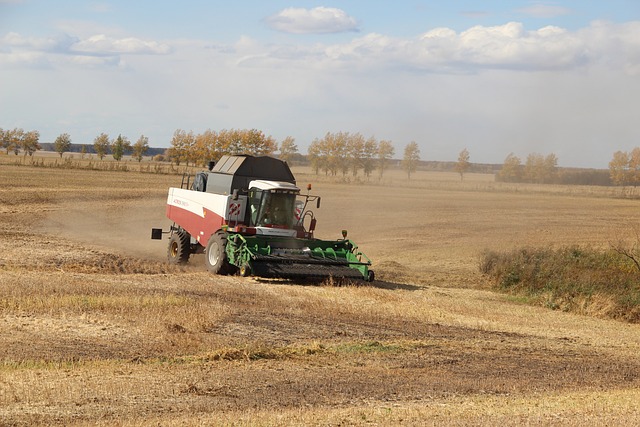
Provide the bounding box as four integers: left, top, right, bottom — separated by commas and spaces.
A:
309, 218, 317, 231
151, 228, 163, 240
316, 197, 321, 209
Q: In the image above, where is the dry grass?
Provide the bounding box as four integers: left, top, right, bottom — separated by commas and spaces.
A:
0, 150, 182, 174
2, 155, 640, 425
62, 388, 640, 426
480, 246, 640, 322
291, 165, 640, 199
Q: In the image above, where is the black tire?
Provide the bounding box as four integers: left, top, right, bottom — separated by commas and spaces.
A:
239, 263, 251, 277
366, 270, 375, 282
168, 229, 190, 265
205, 232, 232, 274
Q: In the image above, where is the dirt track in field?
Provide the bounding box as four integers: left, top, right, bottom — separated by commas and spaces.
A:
2, 165, 640, 425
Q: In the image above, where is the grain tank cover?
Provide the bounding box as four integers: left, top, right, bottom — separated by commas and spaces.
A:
206, 155, 296, 195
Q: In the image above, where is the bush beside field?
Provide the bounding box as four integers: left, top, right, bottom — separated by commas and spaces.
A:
480, 246, 640, 323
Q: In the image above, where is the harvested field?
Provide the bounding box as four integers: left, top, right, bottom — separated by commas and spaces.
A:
1, 158, 640, 426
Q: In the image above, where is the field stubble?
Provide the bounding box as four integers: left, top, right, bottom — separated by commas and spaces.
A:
1, 161, 640, 425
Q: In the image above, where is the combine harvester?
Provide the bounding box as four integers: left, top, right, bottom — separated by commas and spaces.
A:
152, 155, 374, 282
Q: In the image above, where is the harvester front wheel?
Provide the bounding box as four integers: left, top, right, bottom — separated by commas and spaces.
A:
239, 264, 251, 277
366, 270, 375, 282
205, 232, 232, 275
167, 229, 190, 265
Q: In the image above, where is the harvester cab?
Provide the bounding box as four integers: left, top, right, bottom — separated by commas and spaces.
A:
151, 154, 374, 282
245, 180, 319, 238
249, 180, 299, 231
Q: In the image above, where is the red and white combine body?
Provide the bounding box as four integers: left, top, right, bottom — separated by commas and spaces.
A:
152, 155, 374, 281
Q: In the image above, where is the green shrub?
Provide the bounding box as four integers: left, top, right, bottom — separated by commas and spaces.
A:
479, 246, 640, 322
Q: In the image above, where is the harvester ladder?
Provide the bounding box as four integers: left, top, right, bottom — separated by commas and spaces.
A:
180, 173, 191, 190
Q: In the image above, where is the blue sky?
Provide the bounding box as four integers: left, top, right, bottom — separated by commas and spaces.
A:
2, 1, 640, 168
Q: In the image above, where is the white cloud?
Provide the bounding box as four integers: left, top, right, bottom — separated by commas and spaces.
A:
6, 20, 640, 75
0, 31, 170, 56
265, 7, 358, 34
0, 31, 171, 69
247, 21, 588, 73
1, 32, 76, 52
0, 51, 49, 67
71, 34, 171, 55
68, 54, 121, 68
254, 21, 633, 74
455, 22, 585, 69
579, 21, 640, 75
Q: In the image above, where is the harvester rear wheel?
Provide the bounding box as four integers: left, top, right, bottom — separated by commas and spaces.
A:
205, 232, 232, 275
167, 229, 190, 265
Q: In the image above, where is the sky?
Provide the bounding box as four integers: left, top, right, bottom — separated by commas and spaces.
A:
2, 1, 640, 168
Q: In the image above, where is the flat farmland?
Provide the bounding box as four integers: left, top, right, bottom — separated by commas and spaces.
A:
1, 160, 640, 426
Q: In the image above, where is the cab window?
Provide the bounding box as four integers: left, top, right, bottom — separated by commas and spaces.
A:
250, 190, 295, 227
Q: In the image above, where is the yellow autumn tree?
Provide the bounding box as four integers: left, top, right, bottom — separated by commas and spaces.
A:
609, 150, 630, 186
454, 148, 470, 180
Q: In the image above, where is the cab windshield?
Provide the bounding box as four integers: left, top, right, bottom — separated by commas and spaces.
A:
249, 190, 296, 228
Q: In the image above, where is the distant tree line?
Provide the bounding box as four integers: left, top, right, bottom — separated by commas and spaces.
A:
12, 123, 630, 187
494, 149, 640, 186
1, 127, 151, 162
307, 132, 397, 178
166, 128, 277, 167
2, 125, 416, 179
39, 142, 165, 157
497, 152, 559, 184
0, 127, 41, 157
164, 129, 419, 179
92, 133, 150, 162
496, 151, 615, 186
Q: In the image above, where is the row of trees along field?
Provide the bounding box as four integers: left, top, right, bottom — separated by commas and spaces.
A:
92, 133, 150, 161
166, 129, 277, 166
307, 132, 405, 178
496, 151, 624, 186
1, 127, 151, 161
5, 125, 639, 186
497, 152, 559, 184
166, 128, 426, 179
0, 127, 41, 157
